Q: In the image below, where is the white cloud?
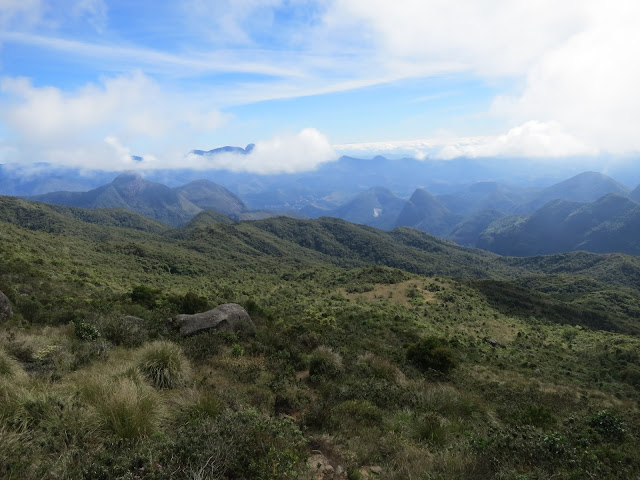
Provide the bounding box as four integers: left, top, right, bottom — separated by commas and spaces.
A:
0, 0, 43, 27
326, 1, 640, 157
0, 71, 230, 170
0, 71, 336, 173
324, 0, 587, 76
0, 72, 198, 142
433, 121, 597, 160
335, 121, 596, 161
492, 1, 640, 154
184, 128, 337, 174
73, 0, 108, 32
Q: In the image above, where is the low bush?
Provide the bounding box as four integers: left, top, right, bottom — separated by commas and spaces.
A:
99, 315, 148, 348
309, 346, 343, 383
73, 321, 101, 341
332, 399, 383, 429
170, 408, 306, 479
406, 337, 457, 375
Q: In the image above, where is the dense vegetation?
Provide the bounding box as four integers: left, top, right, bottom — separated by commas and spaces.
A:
1, 195, 639, 479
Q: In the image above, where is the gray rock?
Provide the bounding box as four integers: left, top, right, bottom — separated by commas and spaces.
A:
484, 337, 500, 348
173, 303, 256, 337
0, 290, 13, 321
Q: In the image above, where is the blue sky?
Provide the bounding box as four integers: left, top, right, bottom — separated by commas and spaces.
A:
1, 1, 639, 173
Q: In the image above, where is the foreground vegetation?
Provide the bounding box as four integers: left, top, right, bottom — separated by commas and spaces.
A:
0, 196, 639, 479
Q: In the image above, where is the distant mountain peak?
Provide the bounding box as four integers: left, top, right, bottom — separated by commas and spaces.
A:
191, 143, 255, 156
112, 171, 145, 185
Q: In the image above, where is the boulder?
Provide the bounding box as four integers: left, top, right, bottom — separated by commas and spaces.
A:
0, 290, 13, 321
307, 452, 347, 480
172, 303, 256, 337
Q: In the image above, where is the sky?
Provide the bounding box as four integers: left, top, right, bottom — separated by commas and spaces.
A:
0, 0, 639, 174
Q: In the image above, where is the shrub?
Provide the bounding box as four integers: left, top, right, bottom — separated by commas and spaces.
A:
180, 330, 236, 362
168, 291, 208, 314
137, 341, 191, 389
332, 400, 382, 429
73, 321, 101, 341
589, 410, 626, 442
406, 337, 456, 375
131, 285, 162, 309
99, 316, 148, 348
309, 346, 343, 383
231, 343, 244, 357
519, 404, 556, 429
170, 408, 306, 479
356, 353, 405, 384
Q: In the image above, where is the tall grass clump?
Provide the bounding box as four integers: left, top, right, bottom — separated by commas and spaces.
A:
0, 348, 22, 378
82, 376, 163, 440
137, 340, 191, 389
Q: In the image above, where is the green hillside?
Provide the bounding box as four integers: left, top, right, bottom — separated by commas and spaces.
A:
479, 194, 640, 256
0, 199, 639, 479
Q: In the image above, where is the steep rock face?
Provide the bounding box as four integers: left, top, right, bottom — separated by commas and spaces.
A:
172, 303, 256, 336
0, 290, 13, 321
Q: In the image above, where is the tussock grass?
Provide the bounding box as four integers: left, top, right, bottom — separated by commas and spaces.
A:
137, 340, 192, 389
79, 374, 164, 440
0, 348, 23, 378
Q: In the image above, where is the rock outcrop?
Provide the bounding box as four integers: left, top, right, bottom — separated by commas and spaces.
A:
172, 303, 256, 336
0, 290, 13, 321
307, 452, 347, 480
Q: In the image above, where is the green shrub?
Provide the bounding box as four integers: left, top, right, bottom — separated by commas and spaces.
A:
519, 404, 557, 429
99, 316, 148, 347
406, 337, 456, 375
168, 291, 208, 314
137, 341, 191, 389
332, 400, 382, 429
180, 330, 236, 362
356, 353, 404, 384
589, 410, 626, 442
73, 321, 101, 341
231, 343, 244, 357
131, 285, 162, 309
309, 346, 343, 383
170, 408, 306, 479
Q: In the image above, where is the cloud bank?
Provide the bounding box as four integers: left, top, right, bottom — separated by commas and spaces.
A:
1, 1, 640, 168
0, 71, 336, 173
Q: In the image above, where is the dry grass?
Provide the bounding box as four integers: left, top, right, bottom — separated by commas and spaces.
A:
342, 279, 443, 307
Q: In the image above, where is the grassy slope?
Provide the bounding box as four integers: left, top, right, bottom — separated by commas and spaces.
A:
0, 200, 639, 479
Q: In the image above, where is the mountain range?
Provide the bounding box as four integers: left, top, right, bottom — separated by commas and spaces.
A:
27, 173, 245, 227
9, 154, 640, 257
